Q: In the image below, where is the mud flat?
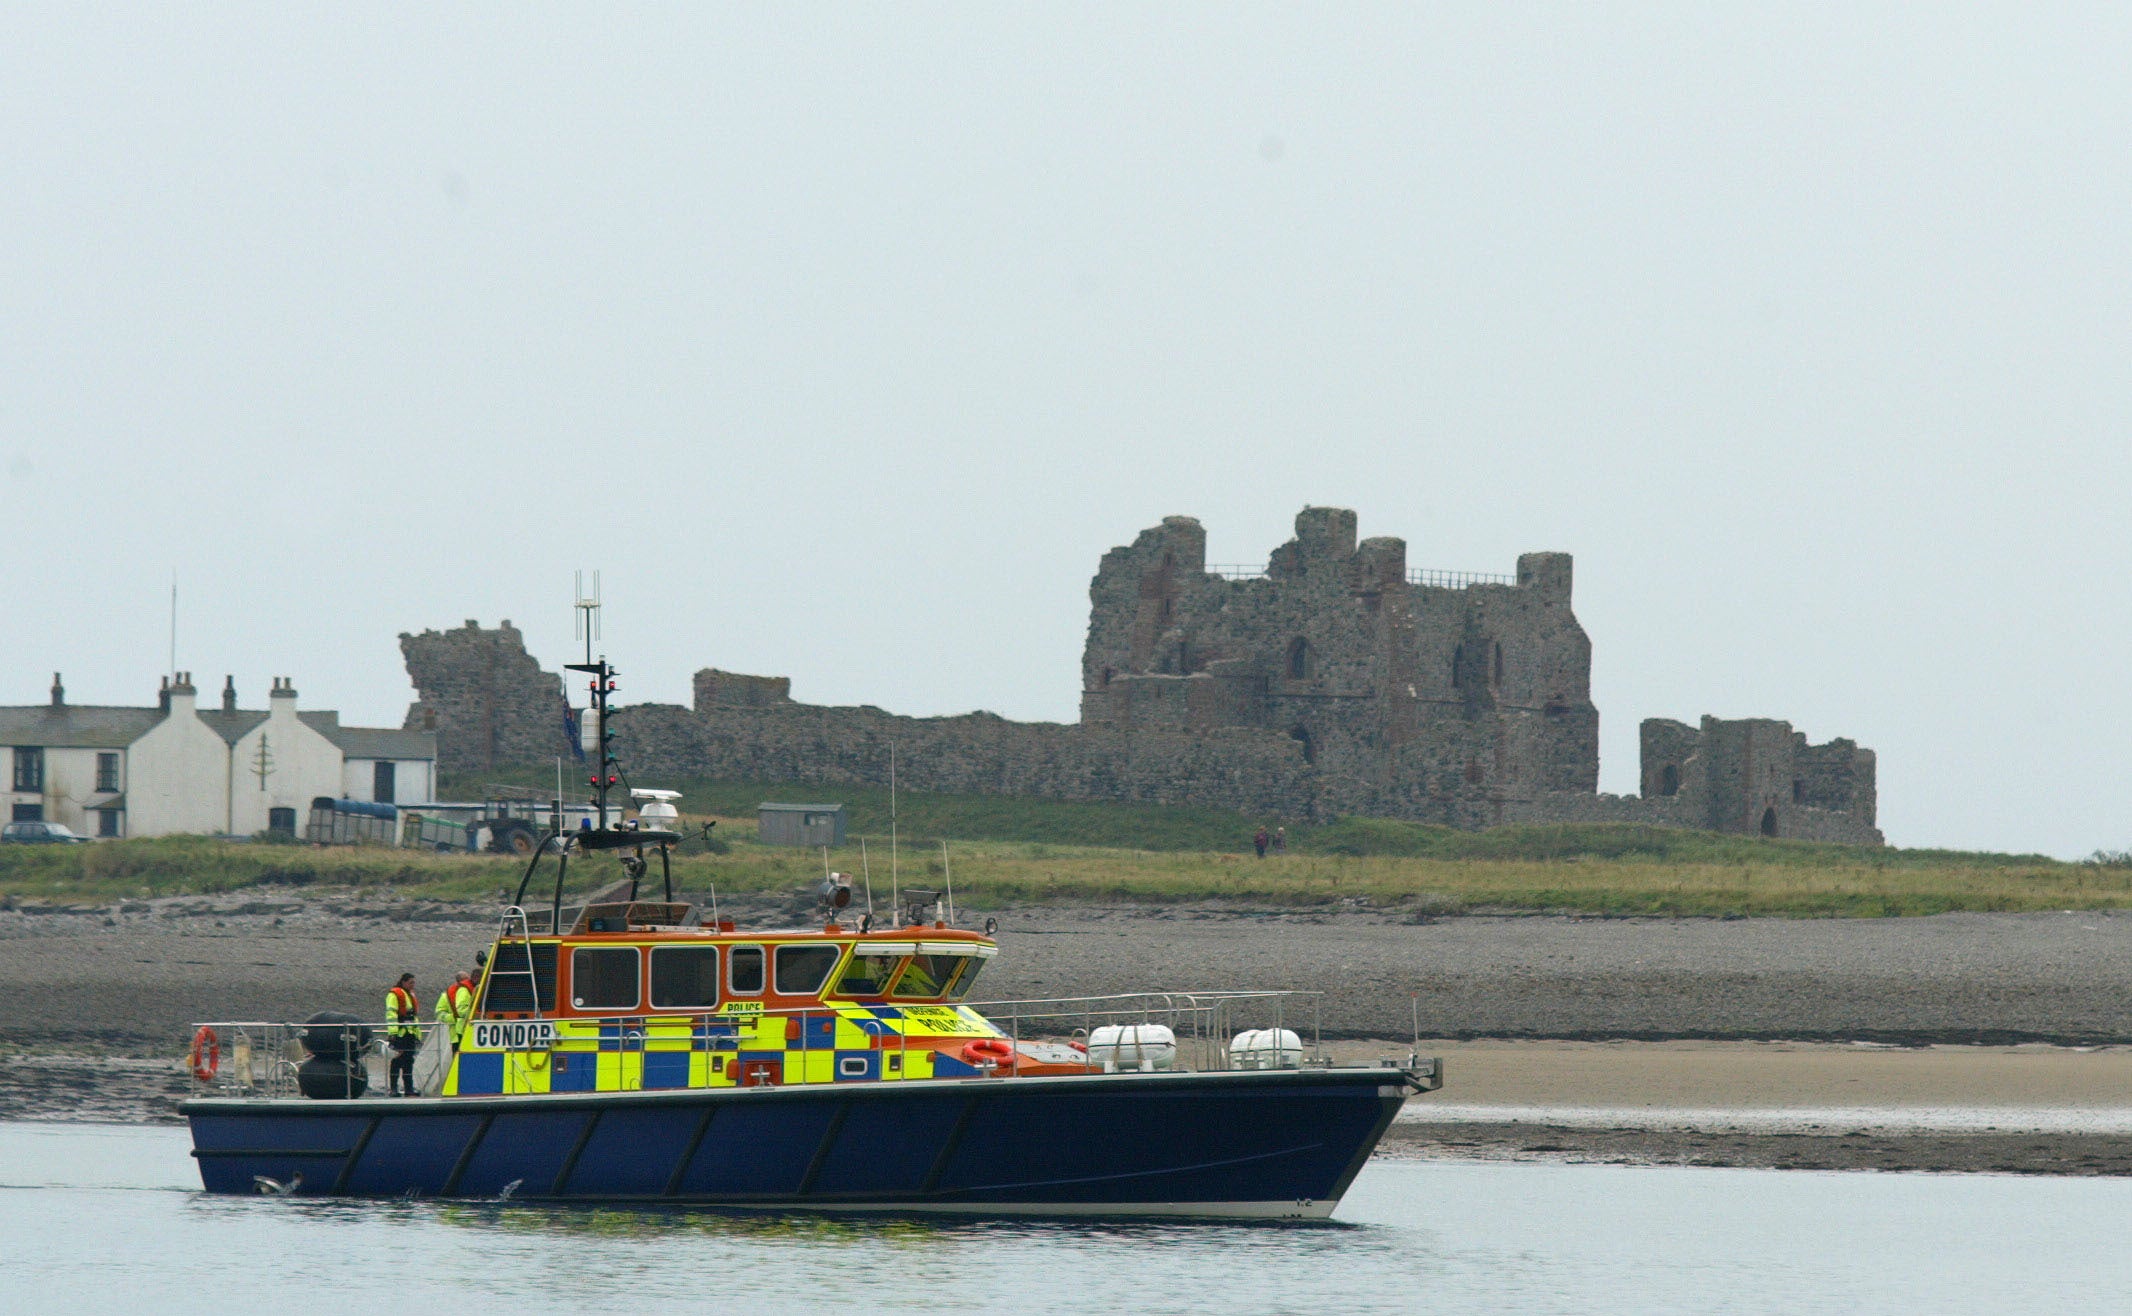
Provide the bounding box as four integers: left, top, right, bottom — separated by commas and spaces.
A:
9, 896, 2132, 1174
1370, 1039, 2132, 1175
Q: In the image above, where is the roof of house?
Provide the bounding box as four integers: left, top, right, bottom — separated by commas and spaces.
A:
321, 724, 436, 760
0, 705, 163, 748
0, 701, 433, 760
196, 709, 269, 745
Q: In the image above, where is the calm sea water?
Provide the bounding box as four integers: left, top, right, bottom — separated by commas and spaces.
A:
7, 1121, 2130, 1315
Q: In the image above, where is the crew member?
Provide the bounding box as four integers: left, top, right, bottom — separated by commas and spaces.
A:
434, 971, 475, 1045
386, 972, 421, 1096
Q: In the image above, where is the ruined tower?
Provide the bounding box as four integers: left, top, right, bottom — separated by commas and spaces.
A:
1079, 506, 1598, 827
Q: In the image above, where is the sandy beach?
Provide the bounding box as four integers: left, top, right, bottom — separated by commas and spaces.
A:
8, 893, 2132, 1173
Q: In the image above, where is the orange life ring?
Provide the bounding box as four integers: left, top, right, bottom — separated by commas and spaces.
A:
189, 1026, 220, 1083
961, 1037, 1014, 1069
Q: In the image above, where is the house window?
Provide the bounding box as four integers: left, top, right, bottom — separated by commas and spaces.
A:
10, 803, 42, 823
96, 753, 119, 793
12, 747, 42, 793
267, 807, 297, 836
373, 761, 396, 804
97, 809, 120, 838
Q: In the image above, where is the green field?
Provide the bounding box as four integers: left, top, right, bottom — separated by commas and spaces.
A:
0, 779, 2116, 918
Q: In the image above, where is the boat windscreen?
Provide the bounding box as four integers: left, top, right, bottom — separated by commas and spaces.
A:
832, 951, 904, 997
944, 955, 986, 1000
891, 953, 974, 1000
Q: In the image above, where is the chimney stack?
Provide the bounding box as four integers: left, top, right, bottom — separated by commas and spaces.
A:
49, 672, 63, 707
158, 675, 170, 713
270, 676, 298, 704
222, 675, 237, 712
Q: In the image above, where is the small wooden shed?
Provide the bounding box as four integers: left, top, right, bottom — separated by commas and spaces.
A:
757, 802, 847, 847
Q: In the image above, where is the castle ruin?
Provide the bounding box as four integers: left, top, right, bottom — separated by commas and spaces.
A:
401, 508, 1881, 844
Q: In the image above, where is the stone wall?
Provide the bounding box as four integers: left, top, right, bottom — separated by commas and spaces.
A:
611, 701, 1313, 815
400, 620, 570, 774
402, 507, 1885, 843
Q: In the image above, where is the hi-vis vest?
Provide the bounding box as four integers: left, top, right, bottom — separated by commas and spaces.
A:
387, 986, 421, 1038
434, 983, 473, 1039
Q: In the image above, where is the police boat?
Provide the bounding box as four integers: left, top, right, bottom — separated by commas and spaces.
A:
180, 657, 1442, 1219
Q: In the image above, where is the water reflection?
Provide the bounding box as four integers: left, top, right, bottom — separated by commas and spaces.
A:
19, 1123, 2132, 1315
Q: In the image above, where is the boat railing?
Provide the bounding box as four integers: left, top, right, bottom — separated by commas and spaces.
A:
186, 1019, 447, 1100
969, 990, 1326, 1072
186, 989, 1328, 1100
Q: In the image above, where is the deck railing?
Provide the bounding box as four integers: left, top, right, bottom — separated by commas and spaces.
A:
187, 989, 1329, 1101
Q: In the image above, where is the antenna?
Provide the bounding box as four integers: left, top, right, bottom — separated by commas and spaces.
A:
573, 570, 602, 666
889, 745, 899, 924
940, 838, 953, 926
168, 571, 177, 680
859, 836, 874, 919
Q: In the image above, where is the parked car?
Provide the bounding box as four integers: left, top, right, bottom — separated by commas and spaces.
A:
0, 820, 88, 844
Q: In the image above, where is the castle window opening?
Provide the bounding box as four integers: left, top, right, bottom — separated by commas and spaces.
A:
1492, 642, 1504, 686
1287, 637, 1312, 681
1451, 645, 1464, 689
1760, 807, 1778, 837
1792, 779, 1804, 803
1660, 764, 1680, 796
1102, 667, 1114, 687
1290, 726, 1315, 764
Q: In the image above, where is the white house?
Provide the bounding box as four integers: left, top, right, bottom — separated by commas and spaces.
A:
1, 673, 436, 838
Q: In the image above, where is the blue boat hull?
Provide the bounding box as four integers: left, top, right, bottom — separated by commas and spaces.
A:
184, 1068, 1414, 1219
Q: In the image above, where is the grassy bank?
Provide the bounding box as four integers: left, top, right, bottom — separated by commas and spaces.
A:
0, 807, 2118, 918
450, 769, 2051, 871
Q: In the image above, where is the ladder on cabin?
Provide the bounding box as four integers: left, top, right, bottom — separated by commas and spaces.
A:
484, 906, 546, 1019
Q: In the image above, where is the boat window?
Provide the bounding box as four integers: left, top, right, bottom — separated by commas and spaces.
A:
571, 947, 641, 1011
481, 941, 556, 1014
728, 945, 764, 996
649, 945, 721, 1009
944, 957, 986, 1001
891, 954, 968, 1000
774, 944, 842, 996
832, 951, 904, 998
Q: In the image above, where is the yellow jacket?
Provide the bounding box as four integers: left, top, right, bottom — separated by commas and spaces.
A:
433, 982, 474, 1040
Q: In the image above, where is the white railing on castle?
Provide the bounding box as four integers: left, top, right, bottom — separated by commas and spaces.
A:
1208, 564, 1516, 589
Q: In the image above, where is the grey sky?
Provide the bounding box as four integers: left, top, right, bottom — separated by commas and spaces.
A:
5, 7, 2127, 857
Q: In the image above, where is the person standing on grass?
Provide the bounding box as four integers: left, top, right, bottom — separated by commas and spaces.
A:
1253, 827, 1270, 858
1273, 826, 1287, 854
386, 973, 421, 1096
